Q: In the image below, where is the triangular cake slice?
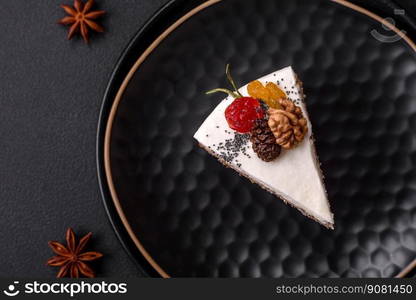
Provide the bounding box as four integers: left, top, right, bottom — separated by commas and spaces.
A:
194, 66, 334, 229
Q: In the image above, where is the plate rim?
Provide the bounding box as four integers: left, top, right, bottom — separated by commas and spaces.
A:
97, 0, 416, 278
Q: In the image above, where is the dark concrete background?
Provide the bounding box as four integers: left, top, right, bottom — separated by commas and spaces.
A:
0, 0, 415, 278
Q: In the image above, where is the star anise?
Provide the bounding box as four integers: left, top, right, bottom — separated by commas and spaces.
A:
58, 0, 106, 43
47, 228, 103, 278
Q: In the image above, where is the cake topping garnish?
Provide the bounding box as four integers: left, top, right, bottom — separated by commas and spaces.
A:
207, 65, 263, 133
207, 64, 308, 162
247, 80, 286, 109
224, 97, 264, 133
268, 98, 308, 149
250, 119, 281, 162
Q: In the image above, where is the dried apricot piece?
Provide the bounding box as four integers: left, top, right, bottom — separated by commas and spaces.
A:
266, 98, 282, 109
266, 82, 286, 100
247, 80, 270, 101
247, 80, 287, 109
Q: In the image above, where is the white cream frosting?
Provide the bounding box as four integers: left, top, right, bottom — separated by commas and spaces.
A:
194, 67, 334, 228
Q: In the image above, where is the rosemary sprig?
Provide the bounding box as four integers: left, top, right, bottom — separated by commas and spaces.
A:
206, 88, 240, 98
205, 64, 243, 99
225, 64, 243, 98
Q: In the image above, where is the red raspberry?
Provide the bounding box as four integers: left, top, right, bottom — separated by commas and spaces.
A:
224, 97, 264, 133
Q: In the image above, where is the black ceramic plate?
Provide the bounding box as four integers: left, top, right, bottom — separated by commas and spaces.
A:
98, 0, 416, 277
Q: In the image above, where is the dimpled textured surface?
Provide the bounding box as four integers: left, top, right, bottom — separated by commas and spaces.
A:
109, 0, 416, 277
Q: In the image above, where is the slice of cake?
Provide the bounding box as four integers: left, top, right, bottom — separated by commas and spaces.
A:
194, 65, 334, 229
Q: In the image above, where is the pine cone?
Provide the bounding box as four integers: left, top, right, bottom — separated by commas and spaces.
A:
268, 98, 308, 149
250, 119, 281, 162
